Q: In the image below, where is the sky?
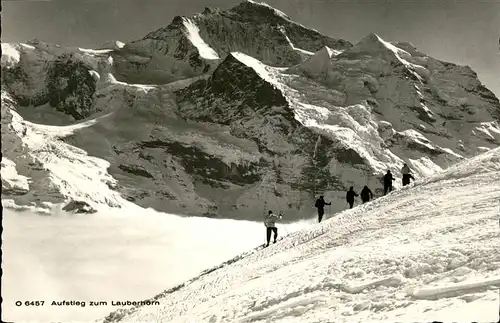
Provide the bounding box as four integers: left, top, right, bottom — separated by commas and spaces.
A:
1, 0, 499, 97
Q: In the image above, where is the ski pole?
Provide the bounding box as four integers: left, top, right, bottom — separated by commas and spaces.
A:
279, 212, 288, 236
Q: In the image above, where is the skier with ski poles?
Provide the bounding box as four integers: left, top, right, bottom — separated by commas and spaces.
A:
383, 170, 396, 195
346, 186, 358, 209
360, 185, 374, 203
401, 163, 415, 186
264, 210, 283, 247
314, 196, 331, 223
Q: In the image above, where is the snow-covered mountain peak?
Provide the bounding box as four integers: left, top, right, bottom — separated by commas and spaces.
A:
110, 1, 351, 84
229, 0, 291, 22
202, 51, 274, 89
1, 43, 21, 68
360, 32, 383, 43
1, 41, 114, 120
291, 46, 339, 76
175, 50, 291, 127
340, 32, 406, 61
339, 33, 431, 75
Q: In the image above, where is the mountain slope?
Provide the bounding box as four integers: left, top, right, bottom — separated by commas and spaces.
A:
102, 147, 500, 323
1, 89, 123, 213
1, 41, 110, 121
287, 33, 500, 163
1, 2, 500, 221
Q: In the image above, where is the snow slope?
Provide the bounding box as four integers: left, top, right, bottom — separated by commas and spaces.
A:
182, 17, 220, 60
103, 147, 500, 323
98, 40, 126, 50
1, 204, 313, 322
1, 43, 21, 68
1, 90, 124, 212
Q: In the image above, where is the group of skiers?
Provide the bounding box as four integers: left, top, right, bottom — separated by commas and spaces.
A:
263, 164, 416, 246
319, 163, 416, 218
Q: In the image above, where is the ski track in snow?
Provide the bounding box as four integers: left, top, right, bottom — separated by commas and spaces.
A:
110, 148, 500, 323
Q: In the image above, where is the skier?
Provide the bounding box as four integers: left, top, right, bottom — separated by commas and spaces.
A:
360, 185, 373, 203
401, 163, 415, 186
383, 170, 395, 195
346, 186, 358, 209
264, 210, 282, 247
314, 195, 331, 223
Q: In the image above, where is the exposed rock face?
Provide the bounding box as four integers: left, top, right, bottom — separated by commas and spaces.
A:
1, 91, 67, 206
1, 42, 102, 120
62, 200, 97, 214
1, 3, 499, 220
46, 53, 98, 119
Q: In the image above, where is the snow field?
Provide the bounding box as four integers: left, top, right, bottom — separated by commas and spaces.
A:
3, 107, 123, 209
1, 157, 31, 193
1, 43, 21, 67
182, 18, 220, 60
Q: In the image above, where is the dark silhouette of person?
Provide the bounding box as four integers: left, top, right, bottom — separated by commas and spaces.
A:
383, 170, 395, 195
360, 185, 373, 203
314, 196, 331, 223
264, 210, 282, 247
346, 186, 358, 209
401, 163, 415, 186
